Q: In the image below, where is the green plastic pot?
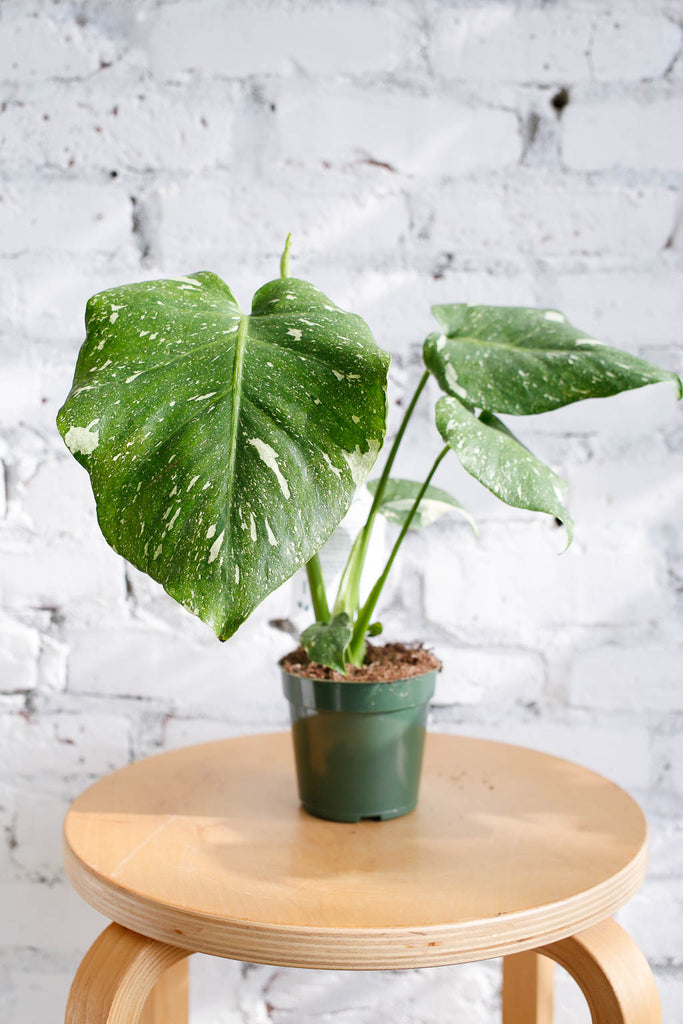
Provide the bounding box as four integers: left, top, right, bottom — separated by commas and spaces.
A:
281, 668, 437, 823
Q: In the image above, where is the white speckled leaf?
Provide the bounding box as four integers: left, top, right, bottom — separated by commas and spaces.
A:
425, 304, 682, 415
435, 396, 574, 543
57, 273, 389, 640
366, 477, 476, 533
300, 613, 352, 675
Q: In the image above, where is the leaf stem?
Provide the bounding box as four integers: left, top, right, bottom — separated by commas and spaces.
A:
333, 369, 430, 617
306, 553, 330, 623
347, 445, 449, 663
280, 233, 292, 278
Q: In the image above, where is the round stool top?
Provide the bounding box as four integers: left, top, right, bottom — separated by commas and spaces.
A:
63, 732, 647, 969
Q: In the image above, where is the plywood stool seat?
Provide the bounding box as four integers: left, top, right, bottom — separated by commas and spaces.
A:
63, 732, 661, 1023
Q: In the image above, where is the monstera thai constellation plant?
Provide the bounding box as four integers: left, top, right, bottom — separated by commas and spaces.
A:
58, 238, 681, 821
59, 238, 681, 676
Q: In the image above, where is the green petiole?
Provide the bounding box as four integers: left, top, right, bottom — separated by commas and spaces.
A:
333, 370, 430, 618
346, 445, 449, 664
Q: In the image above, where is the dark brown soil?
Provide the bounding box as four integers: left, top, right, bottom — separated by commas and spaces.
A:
280, 642, 441, 682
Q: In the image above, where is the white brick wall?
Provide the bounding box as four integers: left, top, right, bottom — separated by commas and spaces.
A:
1, 1, 681, 1021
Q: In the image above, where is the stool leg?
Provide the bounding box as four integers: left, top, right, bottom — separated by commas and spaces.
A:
65, 922, 191, 1024
538, 918, 661, 1024
503, 951, 554, 1023
140, 959, 189, 1024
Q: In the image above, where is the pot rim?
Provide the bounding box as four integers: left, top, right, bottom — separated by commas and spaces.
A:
281, 667, 437, 713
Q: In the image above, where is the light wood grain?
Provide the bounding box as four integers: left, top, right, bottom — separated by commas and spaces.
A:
65, 922, 190, 1024
503, 952, 554, 1023
63, 732, 648, 969
139, 959, 189, 1024
539, 918, 662, 1023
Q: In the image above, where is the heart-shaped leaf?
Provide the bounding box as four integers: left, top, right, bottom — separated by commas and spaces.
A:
425, 304, 682, 415
300, 612, 353, 674
58, 273, 389, 640
367, 477, 476, 533
435, 396, 574, 544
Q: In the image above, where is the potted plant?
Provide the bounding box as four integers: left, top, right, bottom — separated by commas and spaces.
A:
58, 238, 681, 823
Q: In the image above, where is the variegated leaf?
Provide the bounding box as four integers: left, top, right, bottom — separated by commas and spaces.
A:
300, 613, 353, 674
367, 477, 476, 532
57, 273, 389, 640
425, 304, 682, 415
435, 396, 574, 543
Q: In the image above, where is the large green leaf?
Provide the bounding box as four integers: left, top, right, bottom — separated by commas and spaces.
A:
57, 273, 389, 640
425, 304, 682, 415
300, 613, 353, 674
367, 477, 476, 533
435, 396, 574, 543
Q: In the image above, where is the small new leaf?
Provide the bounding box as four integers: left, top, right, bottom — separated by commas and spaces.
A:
436, 397, 574, 545
425, 304, 682, 415
300, 613, 353, 675
367, 477, 477, 533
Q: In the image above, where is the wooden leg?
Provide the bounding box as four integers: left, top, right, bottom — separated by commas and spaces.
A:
65, 922, 191, 1024
140, 959, 189, 1024
503, 951, 554, 1023
538, 918, 661, 1024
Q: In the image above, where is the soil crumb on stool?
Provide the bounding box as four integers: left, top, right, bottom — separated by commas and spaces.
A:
281, 642, 441, 682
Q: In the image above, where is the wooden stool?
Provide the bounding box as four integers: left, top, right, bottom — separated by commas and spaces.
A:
62, 733, 660, 1023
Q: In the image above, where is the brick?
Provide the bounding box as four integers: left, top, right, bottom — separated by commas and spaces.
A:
0, 358, 43, 430
0, 85, 237, 174
20, 459, 101, 544
189, 956, 241, 1022
430, 9, 592, 83
431, 646, 545, 708
446, 719, 650, 792
0, 962, 74, 1024
0, 879, 107, 953
11, 791, 70, 881
423, 521, 672, 646
12, 261, 135, 348
556, 269, 683, 350
276, 86, 521, 174
0, 613, 39, 693
334, 267, 537, 358
658, 730, 683, 797
66, 624, 292, 722
591, 14, 681, 81
428, 10, 683, 95
154, 177, 409, 271
164, 717, 281, 751
563, 99, 683, 171
617, 879, 683, 965
136, 2, 406, 79
0, 534, 125, 617
0, 271, 19, 336
412, 180, 677, 256
568, 645, 683, 712
0, 12, 100, 81
0, 182, 133, 257
647, 818, 683, 877
522, 396, 683, 466
0, 782, 16, 882
656, 972, 683, 1024
0, 712, 129, 783
554, 966, 591, 1023
237, 959, 498, 1024
38, 636, 68, 694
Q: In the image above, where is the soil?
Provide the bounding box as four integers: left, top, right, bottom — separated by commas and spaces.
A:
280, 642, 441, 683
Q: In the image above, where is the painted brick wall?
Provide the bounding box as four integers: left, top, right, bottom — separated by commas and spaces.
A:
1, 1, 682, 1021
